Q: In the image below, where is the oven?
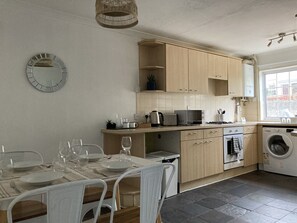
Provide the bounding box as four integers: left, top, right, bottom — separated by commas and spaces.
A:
223, 127, 244, 170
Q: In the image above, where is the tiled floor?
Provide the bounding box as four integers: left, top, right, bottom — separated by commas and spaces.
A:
161, 171, 297, 223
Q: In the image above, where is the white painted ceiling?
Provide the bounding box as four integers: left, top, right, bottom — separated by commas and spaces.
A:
14, 0, 297, 56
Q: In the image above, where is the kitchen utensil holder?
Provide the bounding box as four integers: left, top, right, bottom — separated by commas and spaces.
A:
218, 114, 224, 122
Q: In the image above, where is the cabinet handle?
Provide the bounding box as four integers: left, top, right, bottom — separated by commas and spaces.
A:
179, 89, 183, 91
189, 89, 192, 91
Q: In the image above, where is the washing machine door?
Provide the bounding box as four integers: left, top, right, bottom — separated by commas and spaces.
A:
266, 134, 293, 159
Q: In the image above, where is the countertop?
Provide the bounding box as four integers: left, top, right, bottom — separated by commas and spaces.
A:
101, 122, 259, 134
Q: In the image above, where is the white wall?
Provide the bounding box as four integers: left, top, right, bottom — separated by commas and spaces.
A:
0, 1, 141, 162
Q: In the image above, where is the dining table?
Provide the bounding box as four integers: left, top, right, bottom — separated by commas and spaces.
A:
0, 155, 158, 223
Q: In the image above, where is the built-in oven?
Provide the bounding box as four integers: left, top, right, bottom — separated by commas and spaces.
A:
223, 127, 244, 170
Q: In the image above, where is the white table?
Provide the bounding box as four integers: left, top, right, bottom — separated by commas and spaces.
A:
0, 155, 157, 223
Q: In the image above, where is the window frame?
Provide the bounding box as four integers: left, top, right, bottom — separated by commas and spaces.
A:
260, 66, 297, 121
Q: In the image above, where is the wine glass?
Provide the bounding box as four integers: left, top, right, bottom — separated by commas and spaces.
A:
58, 141, 71, 161
52, 155, 67, 173
78, 149, 89, 169
71, 139, 82, 147
70, 139, 83, 168
121, 136, 132, 161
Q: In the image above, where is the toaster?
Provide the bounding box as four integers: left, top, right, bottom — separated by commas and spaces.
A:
162, 113, 177, 126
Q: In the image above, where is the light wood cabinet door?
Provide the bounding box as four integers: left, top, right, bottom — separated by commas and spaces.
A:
208, 54, 227, 80
181, 140, 204, 183
244, 133, 258, 167
181, 130, 203, 141
188, 49, 208, 94
166, 44, 189, 92
228, 58, 243, 96
204, 137, 224, 177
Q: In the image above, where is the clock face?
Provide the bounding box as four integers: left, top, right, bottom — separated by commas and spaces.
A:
26, 53, 67, 93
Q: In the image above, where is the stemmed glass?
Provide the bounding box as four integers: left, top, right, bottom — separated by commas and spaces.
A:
70, 139, 83, 168
78, 149, 89, 169
121, 136, 132, 162
58, 141, 71, 161
57, 141, 71, 171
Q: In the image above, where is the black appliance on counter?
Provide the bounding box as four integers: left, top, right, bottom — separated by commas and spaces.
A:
174, 110, 204, 125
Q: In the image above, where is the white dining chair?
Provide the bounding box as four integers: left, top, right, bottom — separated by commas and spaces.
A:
6, 179, 107, 223
98, 163, 175, 223
72, 144, 114, 220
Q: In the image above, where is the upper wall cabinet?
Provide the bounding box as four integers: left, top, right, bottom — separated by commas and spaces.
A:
215, 57, 243, 96
208, 54, 228, 80
166, 44, 189, 92
138, 39, 246, 96
138, 40, 166, 92
188, 49, 208, 94
227, 57, 243, 96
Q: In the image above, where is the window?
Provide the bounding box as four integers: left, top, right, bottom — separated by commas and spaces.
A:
261, 67, 297, 120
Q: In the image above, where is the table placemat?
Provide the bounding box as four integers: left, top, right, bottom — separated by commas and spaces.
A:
0, 171, 85, 199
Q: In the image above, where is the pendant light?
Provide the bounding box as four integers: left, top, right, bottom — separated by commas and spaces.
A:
95, 0, 138, 29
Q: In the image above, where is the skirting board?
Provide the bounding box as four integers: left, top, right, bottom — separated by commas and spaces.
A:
180, 164, 257, 192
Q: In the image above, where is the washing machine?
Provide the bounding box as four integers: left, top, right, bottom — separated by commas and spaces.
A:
263, 127, 297, 176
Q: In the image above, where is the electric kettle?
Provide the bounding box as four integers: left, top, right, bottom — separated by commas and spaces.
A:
150, 111, 163, 127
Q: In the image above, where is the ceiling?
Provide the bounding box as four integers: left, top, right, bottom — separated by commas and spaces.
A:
15, 0, 297, 56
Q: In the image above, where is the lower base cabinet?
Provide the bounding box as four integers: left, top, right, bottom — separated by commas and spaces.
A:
180, 129, 223, 183
244, 133, 258, 166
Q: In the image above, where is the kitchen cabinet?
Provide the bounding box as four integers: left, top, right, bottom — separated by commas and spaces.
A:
181, 138, 205, 183
138, 40, 166, 91
227, 58, 243, 96
204, 136, 224, 177
188, 49, 208, 94
215, 57, 243, 96
180, 128, 223, 183
166, 44, 189, 92
244, 126, 258, 167
208, 53, 228, 80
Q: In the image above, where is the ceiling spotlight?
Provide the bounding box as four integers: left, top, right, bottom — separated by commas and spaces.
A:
277, 37, 283, 43
267, 40, 272, 47
294, 33, 297, 41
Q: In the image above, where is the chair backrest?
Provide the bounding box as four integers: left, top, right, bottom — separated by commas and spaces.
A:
2, 151, 44, 165
7, 179, 107, 223
109, 163, 175, 223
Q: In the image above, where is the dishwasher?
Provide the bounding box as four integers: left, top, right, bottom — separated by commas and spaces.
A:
146, 151, 179, 198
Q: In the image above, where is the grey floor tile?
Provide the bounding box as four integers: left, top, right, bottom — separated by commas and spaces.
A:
227, 184, 260, 198
228, 219, 249, 223
161, 209, 189, 223
238, 211, 277, 223
162, 171, 297, 223
185, 217, 208, 223
267, 199, 297, 211
278, 212, 297, 223
208, 179, 244, 192
255, 205, 290, 219
199, 210, 234, 223
209, 191, 240, 203
216, 203, 249, 218
232, 197, 263, 211
245, 192, 276, 204
195, 197, 227, 209
181, 190, 207, 202
176, 203, 211, 218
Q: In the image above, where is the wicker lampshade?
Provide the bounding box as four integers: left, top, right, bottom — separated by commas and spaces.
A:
95, 0, 138, 29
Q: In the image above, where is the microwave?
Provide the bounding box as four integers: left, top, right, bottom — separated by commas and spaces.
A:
174, 110, 204, 125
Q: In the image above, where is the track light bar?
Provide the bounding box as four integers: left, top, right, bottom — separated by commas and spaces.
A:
267, 32, 297, 47
267, 14, 297, 47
